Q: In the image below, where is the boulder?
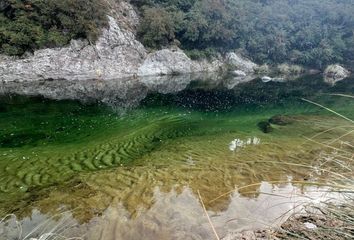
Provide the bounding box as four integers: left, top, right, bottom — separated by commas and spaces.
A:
324, 64, 350, 84
138, 48, 225, 77
137, 49, 193, 76
257, 121, 273, 133
226, 52, 258, 73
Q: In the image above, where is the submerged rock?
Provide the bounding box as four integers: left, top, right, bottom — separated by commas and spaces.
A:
229, 137, 261, 151
269, 115, 294, 126
324, 64, 350, 84
257, 121, 273, 133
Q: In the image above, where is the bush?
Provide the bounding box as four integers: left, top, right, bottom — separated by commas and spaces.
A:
185, 48, 218, 60
0, 0, 108, 56
138, 6, 184, 48
133, 0, 354, 68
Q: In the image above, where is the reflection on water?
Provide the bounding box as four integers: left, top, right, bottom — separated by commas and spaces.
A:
1, 183, 346, 240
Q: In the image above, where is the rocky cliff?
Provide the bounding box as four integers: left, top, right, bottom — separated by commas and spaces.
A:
0, 1, 255, 82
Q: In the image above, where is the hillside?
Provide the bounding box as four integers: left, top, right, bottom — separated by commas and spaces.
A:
1, 0, 354, 69
133, 0, 354, 68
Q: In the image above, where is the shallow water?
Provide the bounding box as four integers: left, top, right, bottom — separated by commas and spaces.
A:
0, 75, 353, 239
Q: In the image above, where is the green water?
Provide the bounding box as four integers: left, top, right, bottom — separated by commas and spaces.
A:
0, 77, 353, 235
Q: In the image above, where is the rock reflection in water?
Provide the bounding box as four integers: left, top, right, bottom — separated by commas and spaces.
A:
0, 182, 343, 240
1, 73, 343, 111
0, 73, 221, 109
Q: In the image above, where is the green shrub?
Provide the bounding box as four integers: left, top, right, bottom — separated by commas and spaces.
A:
133, 0, 354, 68
185, 48, 218, 60
0, 0, 108, 56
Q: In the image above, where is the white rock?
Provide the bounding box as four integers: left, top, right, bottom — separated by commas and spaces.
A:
229, 137, 260, 151
0, 13, 147, 82
304, 222, 317, 229
0, 1, 256, 83
324, 64, 350, 84
138, 48, 224, 77
138, 49, 192, 76
226, 52, 258, 73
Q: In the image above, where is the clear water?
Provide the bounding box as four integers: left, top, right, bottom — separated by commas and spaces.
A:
0, 75, 353, 239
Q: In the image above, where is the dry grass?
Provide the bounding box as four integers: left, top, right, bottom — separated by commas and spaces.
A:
209, 96, 354, 239
283, 97, 354, 239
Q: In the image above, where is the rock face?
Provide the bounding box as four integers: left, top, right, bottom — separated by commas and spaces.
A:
226, 52, 258, 73
0, 1, 252, 82
0, 14, 147, 82
324, 64, 350, 84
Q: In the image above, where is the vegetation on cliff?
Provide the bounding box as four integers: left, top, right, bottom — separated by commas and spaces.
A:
134, 0, 354, 68
0, 0, 107, 56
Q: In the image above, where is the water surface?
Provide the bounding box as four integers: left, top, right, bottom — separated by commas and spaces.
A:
0, 75, 353, 239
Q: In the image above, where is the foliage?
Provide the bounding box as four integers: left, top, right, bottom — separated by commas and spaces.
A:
185, 48, 218, 60
134, 0, 354, 68
0, 0, 108, 56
